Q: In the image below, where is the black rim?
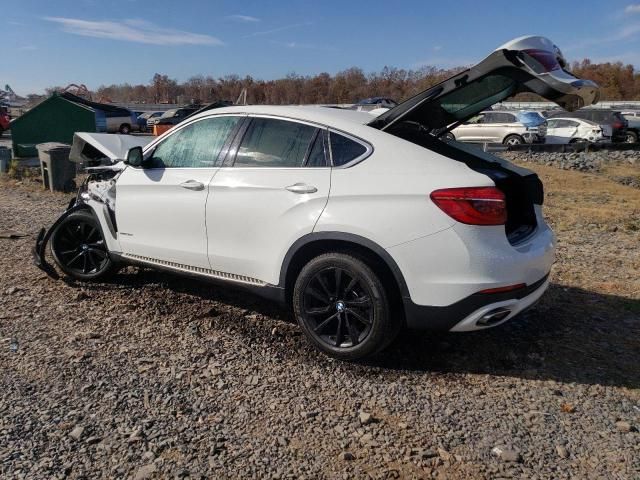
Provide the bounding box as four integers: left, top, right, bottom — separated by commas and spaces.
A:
53, 219, 108, 275
301, 267, 374, 348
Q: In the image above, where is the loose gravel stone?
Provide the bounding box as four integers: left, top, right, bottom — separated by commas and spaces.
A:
491, 446, 522, 463
615, 420, 633, 433
556, 445, 569, 459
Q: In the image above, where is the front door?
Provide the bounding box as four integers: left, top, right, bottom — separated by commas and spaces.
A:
206, 116, 331, 285
116, 115, 243, 268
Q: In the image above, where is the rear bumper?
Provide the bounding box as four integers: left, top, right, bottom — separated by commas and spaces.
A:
403, 273, 549, 330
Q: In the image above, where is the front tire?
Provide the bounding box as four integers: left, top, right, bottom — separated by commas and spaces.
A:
503, 134, 524, 146
119, 123, 131, 134
293, 253, 396, 360
50, 210, 114, 281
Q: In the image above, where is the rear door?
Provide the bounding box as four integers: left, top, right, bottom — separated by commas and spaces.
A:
369, 36, 599, 135
206, 116, 331, 285
546, 119, 578, 143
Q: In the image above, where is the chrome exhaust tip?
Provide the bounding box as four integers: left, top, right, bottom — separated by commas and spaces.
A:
477, 308, 511, 327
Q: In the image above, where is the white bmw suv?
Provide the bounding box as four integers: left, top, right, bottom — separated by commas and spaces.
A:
34, 36, 599, 360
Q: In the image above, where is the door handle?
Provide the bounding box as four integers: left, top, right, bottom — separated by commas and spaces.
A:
180, 180, 205, 191
285, 183, 318, 194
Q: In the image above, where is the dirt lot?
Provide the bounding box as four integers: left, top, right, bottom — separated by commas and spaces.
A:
1, 159, 639, 479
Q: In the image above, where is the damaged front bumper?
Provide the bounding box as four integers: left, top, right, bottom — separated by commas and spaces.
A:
33, 166, 121, 279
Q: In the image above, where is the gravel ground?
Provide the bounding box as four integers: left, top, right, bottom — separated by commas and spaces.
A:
1, 163, 639, 479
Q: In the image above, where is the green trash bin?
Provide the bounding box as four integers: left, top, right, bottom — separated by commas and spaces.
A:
36, 142, 75, 192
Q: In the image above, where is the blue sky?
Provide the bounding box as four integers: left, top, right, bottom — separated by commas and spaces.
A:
5, 0, 640, 95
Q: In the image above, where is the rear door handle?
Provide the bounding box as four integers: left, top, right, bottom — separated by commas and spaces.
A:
285, 183, 318, 194
180, 180, 205, 191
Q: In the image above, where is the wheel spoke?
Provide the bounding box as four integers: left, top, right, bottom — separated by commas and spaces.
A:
345, 314, 360, 346
90, 248, 107, 259
334, 315, 344, 347
313, 311, 339, 333
347, 308, 372, 325
86, 251, 99, 271
85, 226, 98, 242
82, 253, 89, 274
343, 276, 358, 297
59, 248, 78, 256
66, 251, 84, 267
65, 224, 80, 241
306, 286, 330, 304
305, 305, 332, 315
334, 268, 342, 296
316, 273, 333, 299
345, 296, 371, 308
88, 240, 106, 250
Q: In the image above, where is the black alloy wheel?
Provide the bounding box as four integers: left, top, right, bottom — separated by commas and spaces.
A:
50, 210, 113, 280
303, 267, 374, 348
293, 253, 397, 360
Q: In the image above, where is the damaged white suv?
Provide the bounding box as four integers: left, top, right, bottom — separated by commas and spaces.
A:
34, 37, 599, 360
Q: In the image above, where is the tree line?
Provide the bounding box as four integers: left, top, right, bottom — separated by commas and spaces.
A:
41, 59, 640, 107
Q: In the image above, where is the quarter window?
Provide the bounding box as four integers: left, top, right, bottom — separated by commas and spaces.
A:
234, 118, 317, 168
329, 132, 367, 167
148, 116, 241, 168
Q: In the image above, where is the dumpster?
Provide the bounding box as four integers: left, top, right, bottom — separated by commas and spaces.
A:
36, 143, 75, 192
0, 146, 10, 173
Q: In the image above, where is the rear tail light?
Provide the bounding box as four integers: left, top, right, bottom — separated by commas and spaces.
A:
430, 187, 507, 225
521, 49, 562, 73
613, 121, 624, 129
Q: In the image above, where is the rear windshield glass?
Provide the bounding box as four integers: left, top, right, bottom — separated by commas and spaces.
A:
517, 112, 546, 126
161, 109, 178, 118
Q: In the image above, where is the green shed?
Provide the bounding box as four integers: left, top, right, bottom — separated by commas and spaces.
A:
10, 93, 107, 157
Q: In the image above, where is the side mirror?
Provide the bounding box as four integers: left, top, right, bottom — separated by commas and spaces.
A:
125, 146, 144, 167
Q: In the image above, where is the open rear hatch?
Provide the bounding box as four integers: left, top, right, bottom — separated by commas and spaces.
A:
369, 36, 600, 244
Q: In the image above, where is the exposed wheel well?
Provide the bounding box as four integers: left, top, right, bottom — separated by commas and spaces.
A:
283, 239, 405, 321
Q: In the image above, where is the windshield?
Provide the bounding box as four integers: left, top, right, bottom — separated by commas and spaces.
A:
517, 111, 546, 126
161, 109, 178, 119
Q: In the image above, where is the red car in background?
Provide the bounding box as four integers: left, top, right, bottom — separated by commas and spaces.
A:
0, 107, 10, 133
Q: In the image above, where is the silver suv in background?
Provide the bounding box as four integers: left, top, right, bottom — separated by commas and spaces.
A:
449, 110, 547, 145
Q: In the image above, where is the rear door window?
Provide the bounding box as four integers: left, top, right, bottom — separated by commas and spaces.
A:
234, 118, 318, 168
329, 132, 368, 167
305, 131, 329, 167
492, 113, 517, 123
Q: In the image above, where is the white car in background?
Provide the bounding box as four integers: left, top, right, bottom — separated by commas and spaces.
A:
34, 36, 599, 360
448, 110, 547, 145
545, 117, 607, 144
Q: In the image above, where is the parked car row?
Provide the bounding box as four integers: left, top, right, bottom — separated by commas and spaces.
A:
437, 108, 634, 145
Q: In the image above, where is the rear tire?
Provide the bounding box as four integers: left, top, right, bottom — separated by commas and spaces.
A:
50, 210, 114, 281
503, 134, 524, 146
293, 253, 397, 360
625, 131, 638, 143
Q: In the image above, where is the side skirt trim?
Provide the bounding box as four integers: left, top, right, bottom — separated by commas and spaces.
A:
121, 253, 267, 286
